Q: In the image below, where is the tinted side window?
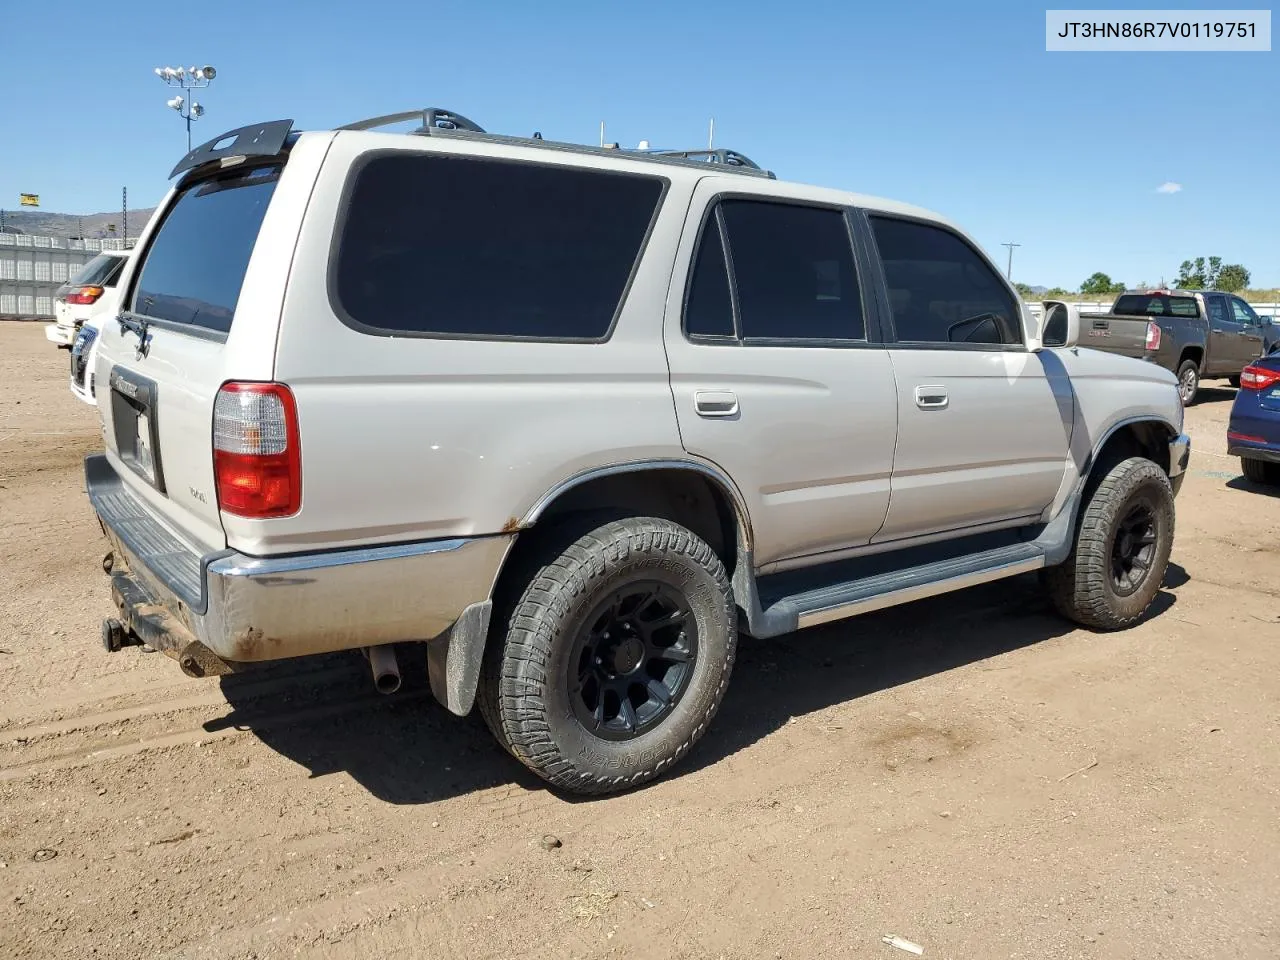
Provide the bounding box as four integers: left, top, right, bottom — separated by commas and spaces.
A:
1231, 297, 1258, 324
870, 217, 1020, 345
684, 215, 735, 338
1206, 295, 1229, 327
132, 166, 280, 333
334, 154, 664, 339
719, 200, 864, 341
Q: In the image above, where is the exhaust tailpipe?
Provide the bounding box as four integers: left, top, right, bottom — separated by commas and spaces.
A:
367, 645, 401, 695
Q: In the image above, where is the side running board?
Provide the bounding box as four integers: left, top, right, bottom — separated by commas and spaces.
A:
738, 542, 1047, 639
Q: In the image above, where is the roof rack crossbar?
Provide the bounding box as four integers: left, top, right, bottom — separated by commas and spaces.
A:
644, 148, 763, 170
333, 110, 773, 178
337, 107, 486, 134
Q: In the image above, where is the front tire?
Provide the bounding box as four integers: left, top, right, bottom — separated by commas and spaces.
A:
1242, 456, 1280, 486
477, 516, 737, 795
1176, 359, 1200, 405
1046, 457, 1175, 630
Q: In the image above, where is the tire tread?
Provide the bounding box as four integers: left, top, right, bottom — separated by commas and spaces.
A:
478, 516, 736, 795
1046, 457, 1174, 631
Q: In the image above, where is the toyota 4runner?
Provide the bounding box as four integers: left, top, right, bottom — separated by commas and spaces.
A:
85, 108, 1190, 795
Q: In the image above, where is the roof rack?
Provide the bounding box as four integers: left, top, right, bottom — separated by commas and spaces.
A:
643, 148, 763, 171
336, 107, 774, 178
336, 107, 486, 134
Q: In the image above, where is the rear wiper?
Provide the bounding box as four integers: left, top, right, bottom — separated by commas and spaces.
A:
117, 314, 152, 359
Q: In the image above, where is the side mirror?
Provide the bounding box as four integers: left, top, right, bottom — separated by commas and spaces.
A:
1041, 300, 1080, 348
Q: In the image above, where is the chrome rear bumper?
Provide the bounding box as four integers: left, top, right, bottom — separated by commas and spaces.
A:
86, 455, 512, 711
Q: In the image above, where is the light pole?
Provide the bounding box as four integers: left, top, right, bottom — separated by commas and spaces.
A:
155, 65, 216, 152
1001, 241, 1021, 281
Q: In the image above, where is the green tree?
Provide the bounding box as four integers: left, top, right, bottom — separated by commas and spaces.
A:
1079, 272, 1116, 296
1014, 282, 1035, 298
1108, 279, 1127, 294
1177, 258, 1205, 288
1176, 255, 1224, 289
1216, 264, 1251, 292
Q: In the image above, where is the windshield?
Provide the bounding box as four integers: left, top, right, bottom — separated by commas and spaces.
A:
130, 165, 280, 333
71, 253, 127, 288
1113, 294, 1200, 318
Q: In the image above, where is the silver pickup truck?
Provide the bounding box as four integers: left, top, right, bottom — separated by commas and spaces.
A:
1081, 289, 1276, 404
83, 109, 1189, 794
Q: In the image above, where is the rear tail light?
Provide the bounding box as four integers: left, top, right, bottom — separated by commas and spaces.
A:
213, 382, 301, 518
64, 285, 105, 305
1144, 322, 1162, 352
1228, 431, 1268, 443
1239, 365, 1280, 391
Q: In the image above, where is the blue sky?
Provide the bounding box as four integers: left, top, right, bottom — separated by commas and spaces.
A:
0, 0, 1275, 288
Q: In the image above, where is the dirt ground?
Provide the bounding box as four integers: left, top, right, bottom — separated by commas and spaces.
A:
1, 320, 1278, 960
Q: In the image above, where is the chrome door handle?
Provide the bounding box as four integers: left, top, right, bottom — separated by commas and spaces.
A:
914, 385, 949, 410
694, 390, 739, 418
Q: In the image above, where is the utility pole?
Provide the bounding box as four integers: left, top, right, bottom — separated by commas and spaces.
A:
122, 187, 128, 246
1001, 241, 1021, 281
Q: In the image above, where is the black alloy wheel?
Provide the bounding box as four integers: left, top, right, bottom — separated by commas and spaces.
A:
569, 583, 698, 741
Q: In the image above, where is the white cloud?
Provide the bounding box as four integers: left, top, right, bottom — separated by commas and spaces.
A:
1156, 181, 1183, 194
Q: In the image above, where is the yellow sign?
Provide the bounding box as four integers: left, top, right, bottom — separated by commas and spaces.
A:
19, 193, 38, 207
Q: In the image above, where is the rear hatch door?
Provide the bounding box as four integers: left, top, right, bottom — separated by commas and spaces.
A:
94, 127, 329, 553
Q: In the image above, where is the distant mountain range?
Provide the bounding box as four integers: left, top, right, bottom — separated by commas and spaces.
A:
0, 207, 157, 240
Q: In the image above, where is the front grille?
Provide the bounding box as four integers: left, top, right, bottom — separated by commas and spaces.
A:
70, 327, 96, 389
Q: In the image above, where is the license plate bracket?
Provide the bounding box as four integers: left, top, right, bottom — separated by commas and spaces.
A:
108, 366, 167, 494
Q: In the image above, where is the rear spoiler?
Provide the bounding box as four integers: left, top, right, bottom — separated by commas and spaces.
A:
169, 119, 295, 179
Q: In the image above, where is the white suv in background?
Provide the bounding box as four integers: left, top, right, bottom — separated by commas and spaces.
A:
45, 250, 130, 349
46, 250, 132, 405
85, 109, 1189, 794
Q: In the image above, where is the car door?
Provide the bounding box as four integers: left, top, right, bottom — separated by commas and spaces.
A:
1203, 294, 1234, 374
662, 182, 898, 569
1230, 296, 1266, 365
861, 213, 1070, 543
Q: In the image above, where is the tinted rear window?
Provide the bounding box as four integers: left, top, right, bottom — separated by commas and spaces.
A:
333, 153, 664, 339
72, 253, 127, 288
1113, 294, 1200, 318
130, 166, 280, 333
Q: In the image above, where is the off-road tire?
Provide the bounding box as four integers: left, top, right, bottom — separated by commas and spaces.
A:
1046, 457, 1175, 630
1242, 456, 1280, 486
1176, 359, 1200, 406
477, 516, 736, 795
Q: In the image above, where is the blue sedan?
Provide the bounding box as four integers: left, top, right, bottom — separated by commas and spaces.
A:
1228, 349, 1280, 486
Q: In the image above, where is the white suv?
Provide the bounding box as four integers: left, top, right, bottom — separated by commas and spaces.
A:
85, 109, 1189, 794
45, 250, 129, 349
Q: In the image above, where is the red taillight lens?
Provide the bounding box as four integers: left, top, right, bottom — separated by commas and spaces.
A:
213, 382, 301, 518
1239, 365, 1280, 391
64, 285, 105, 305
1144, 321, 1162, 351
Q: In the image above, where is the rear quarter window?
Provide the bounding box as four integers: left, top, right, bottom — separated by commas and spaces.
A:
331, 153, 665, 340
1113, 294, 1200, 318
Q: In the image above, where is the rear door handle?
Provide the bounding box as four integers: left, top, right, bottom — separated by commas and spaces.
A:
694, 390, 739, 418
914, 385, 949, 410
